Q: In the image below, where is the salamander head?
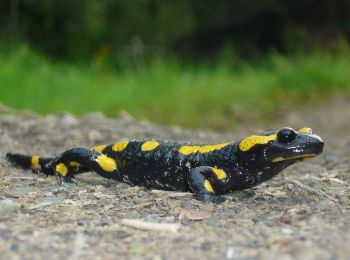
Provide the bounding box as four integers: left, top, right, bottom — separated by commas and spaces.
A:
237, 127, 324, 170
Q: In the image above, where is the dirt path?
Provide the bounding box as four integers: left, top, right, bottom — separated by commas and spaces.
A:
0, 98, 349, 259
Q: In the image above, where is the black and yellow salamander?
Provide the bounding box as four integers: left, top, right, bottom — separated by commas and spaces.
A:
6, 127, 324, 203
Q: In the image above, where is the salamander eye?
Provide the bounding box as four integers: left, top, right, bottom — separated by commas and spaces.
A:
277, 128, 297, 144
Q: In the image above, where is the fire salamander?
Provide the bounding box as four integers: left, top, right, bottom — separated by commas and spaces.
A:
6, 127, 324, 203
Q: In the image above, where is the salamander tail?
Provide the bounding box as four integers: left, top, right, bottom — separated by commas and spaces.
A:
6, 153, 55, 175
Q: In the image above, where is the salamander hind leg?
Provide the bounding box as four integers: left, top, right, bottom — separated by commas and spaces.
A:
187, 166, 226, 203
45, 147, 121, 184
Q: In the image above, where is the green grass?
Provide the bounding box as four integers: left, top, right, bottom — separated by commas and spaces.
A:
1, 46, 350, 129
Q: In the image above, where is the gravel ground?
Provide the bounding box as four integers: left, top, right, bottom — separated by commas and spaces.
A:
0, 98, 349, 260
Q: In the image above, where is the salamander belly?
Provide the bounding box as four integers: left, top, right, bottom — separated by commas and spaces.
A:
118, 161, 188, 191
111, 139, 206, 191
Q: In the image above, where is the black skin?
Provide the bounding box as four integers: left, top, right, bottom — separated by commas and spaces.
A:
6, 127, 324, 203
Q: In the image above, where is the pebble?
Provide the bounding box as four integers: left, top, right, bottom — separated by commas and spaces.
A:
10, 243, 20, 253
0, 199, 22, 216
335, 194, 347, 204
59, 113, 79, 127
88, 130, 104, 142
144, 214, 161, 222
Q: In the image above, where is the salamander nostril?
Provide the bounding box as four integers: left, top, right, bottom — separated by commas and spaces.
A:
277, 128, 297, 144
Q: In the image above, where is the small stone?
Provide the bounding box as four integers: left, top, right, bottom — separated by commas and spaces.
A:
137, 189, 148, 197
226, 246, 235, 259
0, 199, 22, 216
88, 130, 104, 142
335, 194, 348, 205
59, 113, 79, 126
144, 214, 161, 222
281, 228, 294, 234
10, 243, 19, 253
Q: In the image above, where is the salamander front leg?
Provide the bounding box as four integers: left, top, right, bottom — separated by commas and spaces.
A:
187, 166, 226, 203
53, 163, 80, 185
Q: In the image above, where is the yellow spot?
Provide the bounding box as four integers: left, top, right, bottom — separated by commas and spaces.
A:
91, 145, 107, 152
178, 143, 230, 155
56, 163, 68, 176
204, 180, 214, 193
96, 155, 117, 172
211, 167, 227, 180
69, 161, 81, 167
239, 134, 277, 152
112, 141, 129, 152
272, 154, 318, 162
272, 157, 285, 162
298, 127, 312, 134
31, 156, 40, 170
141, 141, 160, 152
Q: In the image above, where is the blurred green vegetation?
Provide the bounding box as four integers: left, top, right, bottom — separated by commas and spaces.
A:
1, 45, 349, 129
1, 1, 350, 128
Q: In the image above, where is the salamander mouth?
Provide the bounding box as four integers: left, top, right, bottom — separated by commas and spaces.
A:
272, 153, 318, 163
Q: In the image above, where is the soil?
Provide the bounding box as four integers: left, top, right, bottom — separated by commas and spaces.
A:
0, 98, 349, 260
